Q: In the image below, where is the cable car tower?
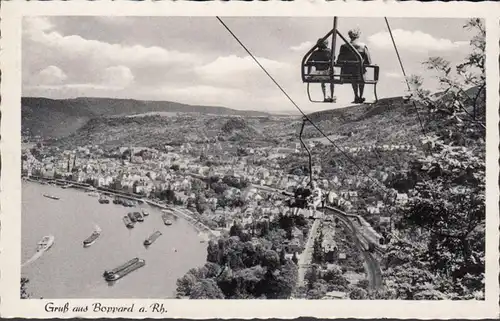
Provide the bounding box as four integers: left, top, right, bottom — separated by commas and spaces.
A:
301, 17, 380, 104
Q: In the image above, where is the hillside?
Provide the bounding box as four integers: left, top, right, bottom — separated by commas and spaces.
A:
21, 97, 270, 138
48, 113, 286, 150
43, 95, 429, 157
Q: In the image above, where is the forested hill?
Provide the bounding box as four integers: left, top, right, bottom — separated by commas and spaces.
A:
21, 97, 270, 138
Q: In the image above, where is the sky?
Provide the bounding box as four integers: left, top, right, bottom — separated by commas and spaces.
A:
22, 16, 477, 114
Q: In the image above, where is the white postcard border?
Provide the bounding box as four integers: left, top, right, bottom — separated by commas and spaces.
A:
1, 1, 499, 319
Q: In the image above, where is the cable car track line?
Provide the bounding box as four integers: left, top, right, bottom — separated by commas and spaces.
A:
216, 16, 388, 194
384, 17, 427, 136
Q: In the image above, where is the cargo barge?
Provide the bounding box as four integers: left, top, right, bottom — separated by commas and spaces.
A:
127, 212, 137, 222
103, 258, 145, 281
103, 257, 139, 278
43, 194, 60, 200
133, 211, 144, 222
123, 215, 134, 228
144, 231, 162, 246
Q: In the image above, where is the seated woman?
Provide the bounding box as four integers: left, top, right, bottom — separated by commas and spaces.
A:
337, 28, 372, 103
307, 38, 334, 102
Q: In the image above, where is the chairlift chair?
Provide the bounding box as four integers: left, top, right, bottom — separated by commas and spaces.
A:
301, 17, 380, 104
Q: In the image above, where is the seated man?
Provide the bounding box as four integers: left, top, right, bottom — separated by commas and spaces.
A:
307, 38, 334, 102
337, 28, 372, 103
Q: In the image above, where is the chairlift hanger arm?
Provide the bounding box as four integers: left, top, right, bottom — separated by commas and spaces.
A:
299, 118, 313, 186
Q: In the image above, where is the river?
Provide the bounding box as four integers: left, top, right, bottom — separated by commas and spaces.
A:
21, 182, 208, 299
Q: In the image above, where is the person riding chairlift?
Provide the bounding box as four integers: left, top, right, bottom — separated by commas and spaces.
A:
307, 38, 334, 103
337, 28, 372, 104
291, 185, 311, 216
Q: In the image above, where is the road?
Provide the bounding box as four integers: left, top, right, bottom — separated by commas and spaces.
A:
296, 218, 321, 287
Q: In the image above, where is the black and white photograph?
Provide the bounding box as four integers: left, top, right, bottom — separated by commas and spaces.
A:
18, 15, 488, 301
1, 0, 499, 318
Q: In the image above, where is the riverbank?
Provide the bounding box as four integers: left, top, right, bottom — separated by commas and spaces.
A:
24, 176, 216, 239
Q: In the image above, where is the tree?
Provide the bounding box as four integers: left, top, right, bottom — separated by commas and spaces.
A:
165, 188, 176, 204
20, 277, 30, 299
195, 194, 208, 214
392, 18, 487, 300
229, 222, 244, 238
305, 265, 319, 290
190, 279, 225, 299
261, 250, 280, 271
357, 279, 370, 290
279, 248, 287, 265
349, 287, 368, 300
176, 273, 198, 297
307, 280, 328, 299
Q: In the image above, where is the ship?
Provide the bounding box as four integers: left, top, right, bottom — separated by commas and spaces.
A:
123, 200, 134, 207
37, 235, 55, 252
127, 212, 137, 222
162, 213, 173, 226
141, 209, 149, 216
83, 226, 102, 247
133, 211, 144, 222
88, 192, 100, 197
103, 257, 140, 278
98, 195, 110, 204
144, 231, 162, 246
43, 194, 60, 200
123, 215, 134, 228
104, 258, 146, 282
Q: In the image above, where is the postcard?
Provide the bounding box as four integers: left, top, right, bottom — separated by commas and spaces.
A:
0, 1, 499, 319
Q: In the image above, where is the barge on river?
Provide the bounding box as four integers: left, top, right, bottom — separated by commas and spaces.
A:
103, 258, 145, 281
43, 194, 60, 200
123, 215, 135, 228
127, 212, 137, 222
83, 229, 101, 247
133, 211, 144, 222
144, 231, 162, 246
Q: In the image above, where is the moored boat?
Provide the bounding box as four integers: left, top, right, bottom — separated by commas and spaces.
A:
37, 235, 55, 252
104, 258, 146, 281
43, 194, 60, 200
162, 213, 173, 226
141, 209, 149, 216
127, 212, 137, 222
133, 211, 144, 222
103, 257, 140, 278
123, 215, 134, 228
144, 231, 162, 246
98, 195, 110, 204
